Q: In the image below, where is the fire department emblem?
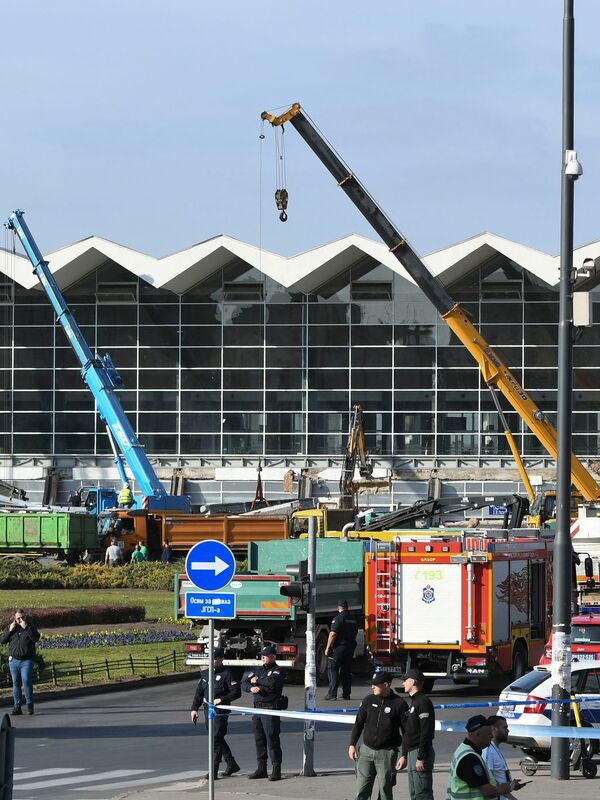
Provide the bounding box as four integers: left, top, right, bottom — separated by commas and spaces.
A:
422, 584, 435, 604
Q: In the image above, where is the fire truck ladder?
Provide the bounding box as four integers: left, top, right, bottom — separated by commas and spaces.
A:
374, 552, 395, 652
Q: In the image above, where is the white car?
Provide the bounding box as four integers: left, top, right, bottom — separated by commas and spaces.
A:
498, 661, 600, 759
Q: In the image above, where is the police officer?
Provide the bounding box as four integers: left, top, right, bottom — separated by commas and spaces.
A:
190, 646, 241, 779
396, 668, 435, 800
242, 645, 285, 782
324, 598, 358, 700
447, 715, 525, 800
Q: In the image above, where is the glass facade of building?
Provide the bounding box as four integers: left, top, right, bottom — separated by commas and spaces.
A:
1, 252, 599, 462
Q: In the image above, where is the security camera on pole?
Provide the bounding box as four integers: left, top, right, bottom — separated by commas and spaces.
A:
185, 540, 237, 800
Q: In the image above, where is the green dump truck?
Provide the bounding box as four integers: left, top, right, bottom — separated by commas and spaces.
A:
0, 512, 100, 563
176, 538, 368, 683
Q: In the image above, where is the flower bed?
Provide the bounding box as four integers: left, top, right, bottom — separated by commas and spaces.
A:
39, 627, 195, 649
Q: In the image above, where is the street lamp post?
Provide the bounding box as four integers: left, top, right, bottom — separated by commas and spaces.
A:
551, 0, 579, 780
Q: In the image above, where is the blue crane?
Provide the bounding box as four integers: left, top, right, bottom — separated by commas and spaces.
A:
7, 210, 190, 513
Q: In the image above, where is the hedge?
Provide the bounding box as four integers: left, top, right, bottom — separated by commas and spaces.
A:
0, 561, 179, 590
0, 605, 145, 628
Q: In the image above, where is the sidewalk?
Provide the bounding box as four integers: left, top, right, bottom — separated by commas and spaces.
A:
113, 760, 598, 800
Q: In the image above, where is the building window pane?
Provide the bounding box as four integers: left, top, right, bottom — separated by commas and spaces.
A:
352, 326, 393, 346
138, 371, 178, 390
180, 433, 221, 453
223, 304, 264, 325
437, 370, 478, 390
308, 326, 349, 347
307, 434, 344, 454
525, 303, 559, 324
137, 414, 177, 434
138, 305, 179, 325
223, 327, 263, 347
14, 327, 53, 347
98, 327, 137, 347
394, 391, 435, 411
13, 435, 52, 454
436, 348, 473, 368
352, 369, 391, 390
266, 370, 303, 390
181, 413, 221, 433
481, 303, 523, 324
139, 434, 174, 454
223, 413, 264, 433
14, 306, 55, 325
54, 434, 95, 454
265, 434, 304, 454
265, 413, 304, 434
308, 391, 349, 412
266, 305, 303, 325
525, 370, 558, 390
181, 391, 221, 412
139, 327, 179, 347
55, 349, 80, 369
267, 327, 304, 347
395, 325, 435, 346
309, 348, 349, 368
181, 349, 221, 369
480, 325, 522, 346
223, 391, 262, 411
181, 326, 222, 347
139, 391, 177, 411
223, 349, 263, 368
351, 348, 391, 369
266, 348, 304, 368
266, 391, 305, 412
55, 413, 95, 433
15, 370, 51, 390
575, 370, 600, 390
437, 434, 479, 455
223, 433, 263, 454
181, 304, 221, 325
351, 391, 391, 412
395, 413, 434, 432
223, 371, 263, 390
308, 370, 348, 390
139, 349, 178, 369
394, 433, 433, 455
14, 391, 53, 412
181, 370, 221, 390
308, 305, 348, 325
13, 413, 52, 433
524, 326, 558, 346
394, 371, 434, 390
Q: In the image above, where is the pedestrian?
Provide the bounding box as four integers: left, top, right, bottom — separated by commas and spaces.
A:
482, 716, 518, 800
130, 543, 144, 564
161, 540, 172, 564
396, 668, 436, 800
348, 670, 408, 800
0, 610, 40, 715
324, 598, 358, 700
242, 645, 285, 782
118, 482, 133, 508
139, 541, 148, 560
447, 715, 525, 800
190, 646, 241, 779
104, 537, 123, 567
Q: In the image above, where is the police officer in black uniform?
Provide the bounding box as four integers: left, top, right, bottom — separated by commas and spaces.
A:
324, 598, 358, 700
190, 646, 241, 779
242, 645, 285, 782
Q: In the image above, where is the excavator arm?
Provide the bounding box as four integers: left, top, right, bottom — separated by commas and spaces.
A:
261, 104, 600, 503
339, 405, 374, 510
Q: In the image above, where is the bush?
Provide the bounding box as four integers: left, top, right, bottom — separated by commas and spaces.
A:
0, 605, 145, 628
0, 560, 179, 591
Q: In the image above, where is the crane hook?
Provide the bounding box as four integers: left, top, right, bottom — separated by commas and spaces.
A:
274, 188, 289, 223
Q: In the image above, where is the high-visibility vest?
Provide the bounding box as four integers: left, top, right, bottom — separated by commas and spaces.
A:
118, 487, 132, 506
447, 742, 497, 800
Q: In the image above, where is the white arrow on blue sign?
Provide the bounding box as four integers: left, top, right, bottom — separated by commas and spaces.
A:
185, 539, 236, 592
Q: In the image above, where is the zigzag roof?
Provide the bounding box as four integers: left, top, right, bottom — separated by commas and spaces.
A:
1, 230, 599, 294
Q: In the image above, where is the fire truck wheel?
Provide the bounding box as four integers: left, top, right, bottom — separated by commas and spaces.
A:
315, 633, 328, 685
512, 641, 528, 680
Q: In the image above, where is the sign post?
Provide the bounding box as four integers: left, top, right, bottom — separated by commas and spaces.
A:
184, 540, 236, 800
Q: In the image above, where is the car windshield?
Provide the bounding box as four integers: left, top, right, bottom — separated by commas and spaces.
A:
572, 624, 600, 644
506, 670, 549, 694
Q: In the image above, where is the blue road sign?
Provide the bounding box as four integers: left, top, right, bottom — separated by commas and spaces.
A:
185, 592, 236, 619
185, 539, 236, 591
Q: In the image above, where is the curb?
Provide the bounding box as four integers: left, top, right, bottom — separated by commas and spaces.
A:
0, 669, 200, 706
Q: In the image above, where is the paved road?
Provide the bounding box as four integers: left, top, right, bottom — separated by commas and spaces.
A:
10, 678, 503, 799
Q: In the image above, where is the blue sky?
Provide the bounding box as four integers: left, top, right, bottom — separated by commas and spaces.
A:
2, 1, 599, 260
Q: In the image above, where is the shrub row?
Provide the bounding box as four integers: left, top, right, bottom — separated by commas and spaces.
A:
39, 627, 194, 649
0, 605, 145, 628
0, 561, 179, 590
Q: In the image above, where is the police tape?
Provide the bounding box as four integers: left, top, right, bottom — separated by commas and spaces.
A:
214, 703, 600, 740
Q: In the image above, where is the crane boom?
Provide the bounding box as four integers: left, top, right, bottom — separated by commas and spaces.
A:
339, 405, 373, 510
261, 104, 600, 502
7, 210, 189, 511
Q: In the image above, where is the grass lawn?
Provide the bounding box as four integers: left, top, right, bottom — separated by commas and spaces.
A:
0, 589, 173, 620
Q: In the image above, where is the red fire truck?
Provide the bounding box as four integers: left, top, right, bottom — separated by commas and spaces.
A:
364, 533, 552, 686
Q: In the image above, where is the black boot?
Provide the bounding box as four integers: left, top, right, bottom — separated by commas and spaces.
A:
222, 758, 241, 776
11, 707, 21, 716
248, 763, 268, 779
25, 703, 34, 715
269, 764, 282, 782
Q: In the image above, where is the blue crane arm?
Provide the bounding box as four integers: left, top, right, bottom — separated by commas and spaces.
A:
7, 209, 168, 501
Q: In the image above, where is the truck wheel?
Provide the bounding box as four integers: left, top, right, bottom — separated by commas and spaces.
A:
512, 642, 528, 680
316, 634, 328, 686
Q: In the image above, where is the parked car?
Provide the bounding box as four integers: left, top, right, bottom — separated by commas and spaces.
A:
498, 661, 600, 759
538, 613, 600, 665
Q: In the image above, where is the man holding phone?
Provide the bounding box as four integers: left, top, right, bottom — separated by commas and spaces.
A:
0, 609, 40, 715
483, 716, 520, 800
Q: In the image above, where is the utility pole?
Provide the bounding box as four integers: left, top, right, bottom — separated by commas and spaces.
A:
302, 516, 317, 776
552, 0, 580, 780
